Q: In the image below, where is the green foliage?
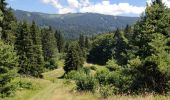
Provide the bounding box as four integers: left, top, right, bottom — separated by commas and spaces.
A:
79, 34, 85, 49
1, 7, 17, 44
87, 34, 114, 65
41, 27, 58, 62
0, 40, 18, 97
44, 59, 58, 70
65, 67, 97, 92
17, 81, 32, 90
64, 43, 84, 73
15, 21, 44, 77
65, 69, 87, 81
95, 68, 109, 85
106, 59, 120, 71
55, 30, 65, 53
113, 28, 129, 65
76, 75, 97, 92
30, 21, 44, 77
99, 85, 115, 98
14, 11, 138, 39
127, 0, 170, 94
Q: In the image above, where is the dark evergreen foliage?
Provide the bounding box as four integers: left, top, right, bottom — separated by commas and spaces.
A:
55, 30, 65, 53
41, 27, 58, 62
64, 43, 84, 73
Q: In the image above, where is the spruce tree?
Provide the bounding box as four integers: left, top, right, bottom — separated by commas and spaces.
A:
85, 36, 90, 49
0, 0, 7, 13
124, 24, 133, 40
55, 30, 64, 53
0, 41, 18, 96
113, 28, 128, 65
30, 21, 44, 77
78, 34, 85, 48
64, 43, 83, 73
0, 0, 17, 44
129, 0, 170, 93
42, 27, 57, 62
15, 21, 35, 76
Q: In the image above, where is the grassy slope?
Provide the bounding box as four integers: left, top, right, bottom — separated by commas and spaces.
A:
2, 63, 170, 100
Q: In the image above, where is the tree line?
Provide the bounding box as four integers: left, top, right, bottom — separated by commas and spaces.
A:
0, 0, 67, 96
64, 0, 170, 95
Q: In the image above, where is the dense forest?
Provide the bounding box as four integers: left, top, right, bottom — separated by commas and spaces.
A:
13, 10, 138, 39
0, 0, 170, 99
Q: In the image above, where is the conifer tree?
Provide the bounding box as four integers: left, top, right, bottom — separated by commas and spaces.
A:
129, 0, 170, 93
85, 36, 90, 49
42, 27, 57, 61
55, 30, 64, 53
113, 28, 128, 65
78, 34, 85, 48
0, 6, 18, 96
15, 21, 35, 76
64, 43, 83, 73
124, 24, 133, 40
30, 21, 44, 77
0, 0, 17, 44
0, 40, 18, 96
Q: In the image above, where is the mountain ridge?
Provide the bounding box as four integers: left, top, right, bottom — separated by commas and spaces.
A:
13, 10, 139, 39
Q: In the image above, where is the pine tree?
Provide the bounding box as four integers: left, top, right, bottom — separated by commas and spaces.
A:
42, 27, 57, 61
85, 36, 90, 49
0, 40, 18, 96
124, 24, 133, 40
0, 6, 18, 96
30, 21, 44, 77
0, 0, 7, 13
0, 0, 17, 44
129, 0, 170, 93
113, 28, 128, 65
79, 34, 85, 48
15, 21, 35, 76
55, 30, 64, 53
64, 43, 83, 73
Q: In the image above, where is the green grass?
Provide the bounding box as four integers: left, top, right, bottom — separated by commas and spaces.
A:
2, 63, 170, 100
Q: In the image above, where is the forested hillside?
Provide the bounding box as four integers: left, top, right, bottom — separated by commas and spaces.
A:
1, 0, 170, 100
13, 10, 138, 38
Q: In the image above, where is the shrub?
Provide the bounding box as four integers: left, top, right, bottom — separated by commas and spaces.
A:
65, 68, 90, 80
17, 81, 33, 89
76, 75, 97, 92
95, 68, 109, 85
106, 59, 120, 71
99, 85, 117, 98
45, 59, 58, 70
65, 70, 86, 81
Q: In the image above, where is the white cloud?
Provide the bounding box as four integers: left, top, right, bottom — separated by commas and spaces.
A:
41, 0, 170, 16
58, 7, 76, 14
67, 0, 79, 8
79, 1, 145, 16
42, 0, 62, 9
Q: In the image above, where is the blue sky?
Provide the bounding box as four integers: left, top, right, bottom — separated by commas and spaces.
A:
6, 0, 170, 16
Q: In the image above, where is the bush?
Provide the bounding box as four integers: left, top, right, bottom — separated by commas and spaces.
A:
107, 71, 132, 93
65, 68, 90, 80
99, 85, 117, 98
65, 70, 86, 81
95, 68, 109, 85
45, 59, 58, 70
76, 75, 97, 92
106, 59, 120, 71
17, 81, 32, 89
